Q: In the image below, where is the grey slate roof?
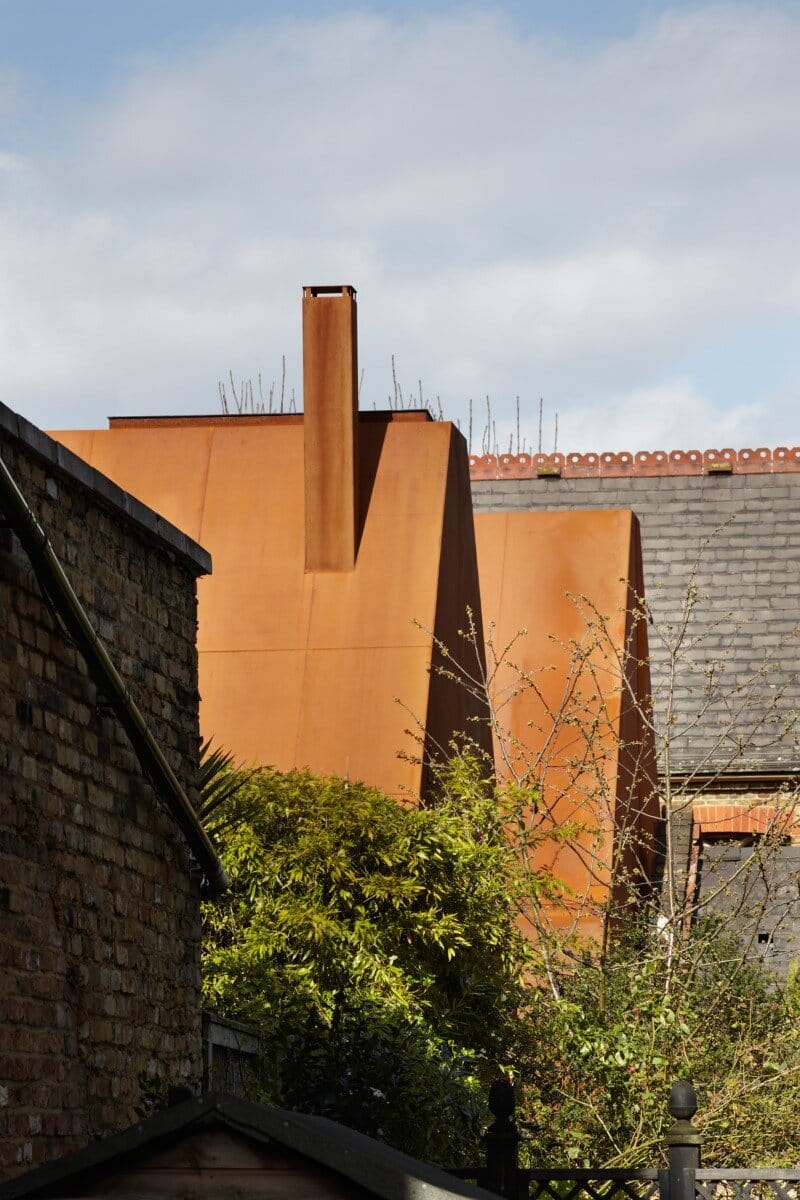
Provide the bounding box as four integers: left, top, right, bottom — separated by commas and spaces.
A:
472, 472, 800, 777
0, 1092, 496, 1200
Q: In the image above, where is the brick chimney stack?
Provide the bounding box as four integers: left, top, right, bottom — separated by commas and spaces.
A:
302, 285, 359, 571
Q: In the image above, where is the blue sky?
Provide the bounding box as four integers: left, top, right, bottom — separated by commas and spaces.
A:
0, 2, 719, 87
1, 1, 799, 451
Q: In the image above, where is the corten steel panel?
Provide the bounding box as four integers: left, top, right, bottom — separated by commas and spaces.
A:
474, 509, 657, 942
617, 519, 659, 889
303, 286, 359, 572
200, 649, 307, 776
194, 424, 314, 653
52, 428, 96, 468
49, 415, 487, 799
422, 426, 492, 794
52, 425, 216, 545
307, 422, 458, 650
293, 646, 438, 795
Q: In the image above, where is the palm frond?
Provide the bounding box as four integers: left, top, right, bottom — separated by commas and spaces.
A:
197, 738, 255, 833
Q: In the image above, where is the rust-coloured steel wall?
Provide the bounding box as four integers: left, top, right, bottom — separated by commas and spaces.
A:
474, 510, 658, 942
51, 413, 658, 941
51, 414, 491, 800
302, 286, 359, 571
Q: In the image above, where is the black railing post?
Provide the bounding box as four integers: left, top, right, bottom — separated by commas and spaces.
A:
665, 1081, 702, 1200
485, 1078, 520, 1199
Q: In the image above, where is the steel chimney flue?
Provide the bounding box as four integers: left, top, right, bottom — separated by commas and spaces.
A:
302, 285, 359, 571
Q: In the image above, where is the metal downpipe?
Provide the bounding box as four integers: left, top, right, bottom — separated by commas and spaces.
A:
0, 451, 229, 896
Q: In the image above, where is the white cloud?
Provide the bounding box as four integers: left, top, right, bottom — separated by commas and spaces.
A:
560, 378, 763, 454
1, 4, 799, 448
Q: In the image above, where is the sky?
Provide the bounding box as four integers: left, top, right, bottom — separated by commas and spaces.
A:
1, 1, 799, 454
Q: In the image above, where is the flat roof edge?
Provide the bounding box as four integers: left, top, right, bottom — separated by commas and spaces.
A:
108, 409, 435, 428
0, 403, 212, 575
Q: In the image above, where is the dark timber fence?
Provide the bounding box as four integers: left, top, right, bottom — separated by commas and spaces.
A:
450, 1081, 800, 1200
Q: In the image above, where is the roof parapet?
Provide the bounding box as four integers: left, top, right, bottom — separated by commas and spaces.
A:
470, 446, 800, 480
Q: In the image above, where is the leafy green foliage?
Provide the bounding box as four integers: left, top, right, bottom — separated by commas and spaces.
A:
201, 756, 529, 1160
269, 1004, 489, 1162
201, 748, 800, 1169
515, 924, 800, 1168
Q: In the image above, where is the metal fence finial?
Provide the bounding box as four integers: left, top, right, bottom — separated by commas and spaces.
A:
668, 1081, 698, 1123
485, 1077, 520, 1199
666, 1080, 702, 1200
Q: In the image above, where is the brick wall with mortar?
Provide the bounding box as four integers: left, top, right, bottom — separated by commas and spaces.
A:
471, 469, 800, 777
0, 405, 212, 1178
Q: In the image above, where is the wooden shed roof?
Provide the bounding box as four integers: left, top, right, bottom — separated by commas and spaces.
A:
0, 1093, 495, 1200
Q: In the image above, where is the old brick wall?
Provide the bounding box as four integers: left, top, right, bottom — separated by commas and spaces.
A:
471, 471, 800, 776
0, 408, 211, 1177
